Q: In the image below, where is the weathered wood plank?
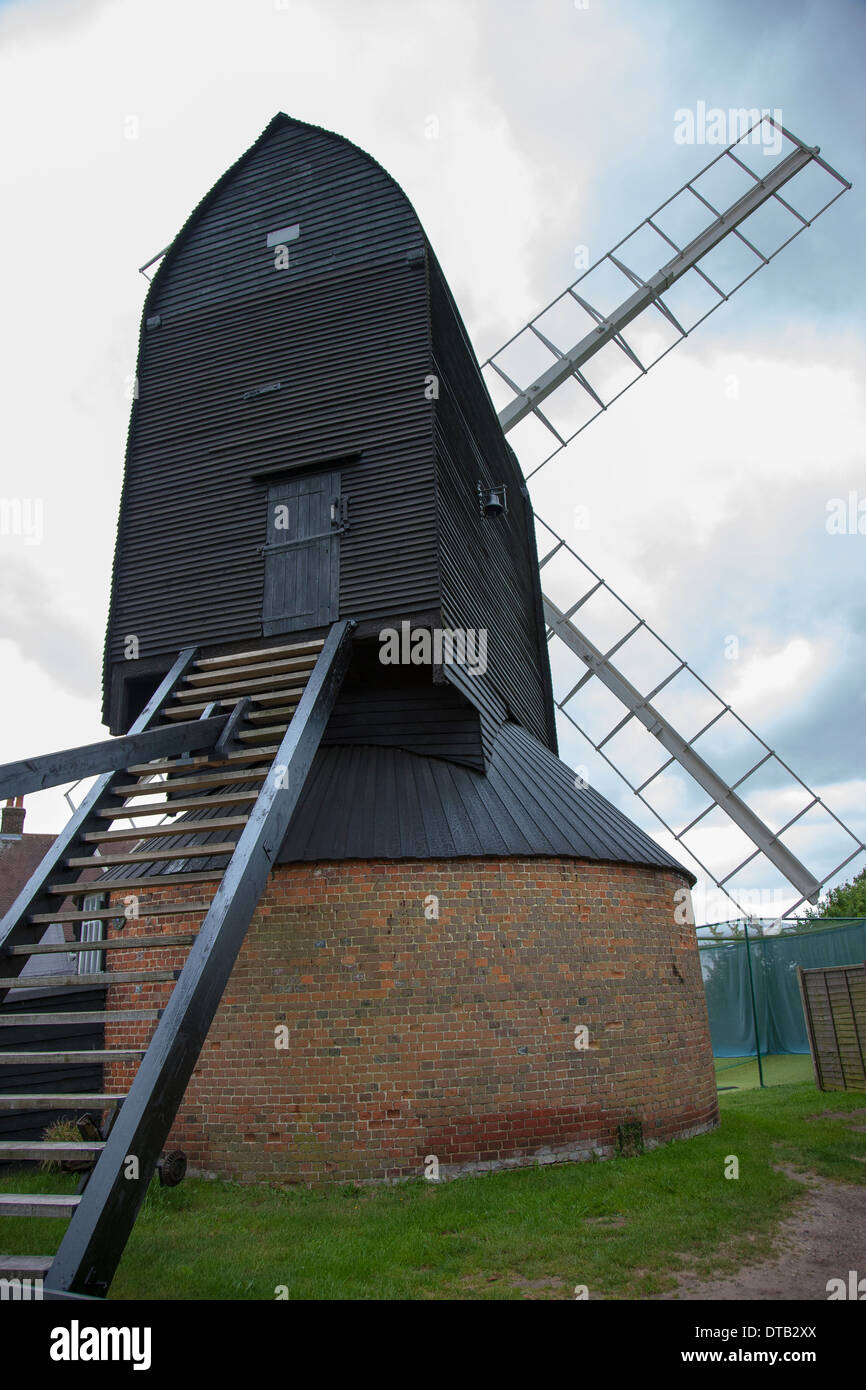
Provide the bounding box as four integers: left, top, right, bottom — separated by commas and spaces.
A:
46, 871, 223, 896
97, 793, 258, 818
30, 903, 209, 923
0, 1195, 82, 1219
0, 1143, 102, 1162
186, 655, 318, 684
172, 672, 310, 700
113, 770, 266, 797
0, 1096, 124, 1112
0, 1051, 144, 1066
125, 746, 278, 774
0, 1254, 55, 1274
237, 726, 289, 744
0, 1011, 159, 1027
84, 817, 248, 843
66, 843, 237, 867
0, 970, 178, 989
193, 640, 324, 669
10, 933, 195, 956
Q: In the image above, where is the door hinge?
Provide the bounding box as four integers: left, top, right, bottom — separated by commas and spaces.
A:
330, 496, 350, 532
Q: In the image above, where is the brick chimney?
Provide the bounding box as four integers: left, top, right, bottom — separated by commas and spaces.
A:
0, 796, 26, 837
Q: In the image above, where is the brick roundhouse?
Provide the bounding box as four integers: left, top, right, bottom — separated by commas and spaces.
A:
103, 859, 715, 1183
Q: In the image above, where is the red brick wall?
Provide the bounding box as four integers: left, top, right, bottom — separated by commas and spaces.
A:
103, 858, 718, 1183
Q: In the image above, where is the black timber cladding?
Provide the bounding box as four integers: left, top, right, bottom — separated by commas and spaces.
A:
104, 115, 439, 728
103, 112, 559, 767
321, 654, 486, 771
427, 251, 557, 756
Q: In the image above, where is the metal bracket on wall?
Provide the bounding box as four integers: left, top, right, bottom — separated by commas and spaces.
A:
330, 496, 350, 532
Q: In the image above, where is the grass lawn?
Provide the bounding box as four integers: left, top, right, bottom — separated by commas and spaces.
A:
1, 1082, 864, 1300
714, 1053, 814, 1090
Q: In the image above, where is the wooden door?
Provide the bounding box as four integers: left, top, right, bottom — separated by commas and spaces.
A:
262, 471, 340, 634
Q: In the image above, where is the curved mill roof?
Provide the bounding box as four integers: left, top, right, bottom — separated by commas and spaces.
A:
99, 723, 693, 884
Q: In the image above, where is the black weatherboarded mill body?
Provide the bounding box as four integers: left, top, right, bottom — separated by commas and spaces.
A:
101, 111, 687, 869
104, 113, 557, 771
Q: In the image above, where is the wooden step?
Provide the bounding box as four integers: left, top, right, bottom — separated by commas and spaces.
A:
237, 726, 288, 744
165, 692, 301, 719
0, 1194, 81, 1218
172, 672, 310, 701
84, 817, 248, 844
0, 1094, 125, 1111
0, 1010, 161, 1026
0, 969, 179, 989
98, 793, 259, 819
0, 1051, 144, 1065
30, 902, 211, 923
247, 705, 297, 723
47, 870, 224, 896
186, 654, 318, 685
253, 688, 307, 708
114, 769, 266, 798
0, 1142, 103, 1162
162, 698, 240, 720
9, 933, 195, 956
194, 639, 324, 669
126, 746, 279, 775
30, 906, 132, 924
67, 842, 237, 867
0, 1254, 54, 1276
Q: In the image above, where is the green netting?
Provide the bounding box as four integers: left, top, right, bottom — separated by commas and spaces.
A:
700, 918, 866, 1057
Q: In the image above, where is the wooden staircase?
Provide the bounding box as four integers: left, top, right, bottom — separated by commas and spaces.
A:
0, 622, 354, 1298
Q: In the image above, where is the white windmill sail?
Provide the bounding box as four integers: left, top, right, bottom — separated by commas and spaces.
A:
536, 520, 865, 923
484, 116, 862, 922
485, 117, 850, 476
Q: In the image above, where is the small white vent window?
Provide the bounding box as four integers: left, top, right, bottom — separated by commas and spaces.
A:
266, 224, 300, 248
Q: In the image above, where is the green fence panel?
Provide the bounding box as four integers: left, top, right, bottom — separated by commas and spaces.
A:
700, 919, 866, 1057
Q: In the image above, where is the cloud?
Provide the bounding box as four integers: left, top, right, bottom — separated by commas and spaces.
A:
0, 555, 101, 700
724, 638, 817, 714
0, 0, 111, 38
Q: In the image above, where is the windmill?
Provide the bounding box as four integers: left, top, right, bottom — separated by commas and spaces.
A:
0, 112, 857, 1300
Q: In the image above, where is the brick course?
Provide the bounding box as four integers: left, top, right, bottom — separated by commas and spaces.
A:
103, 857, 718, 1183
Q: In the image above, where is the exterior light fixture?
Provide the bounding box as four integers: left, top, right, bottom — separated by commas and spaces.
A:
477, 483, 508, 518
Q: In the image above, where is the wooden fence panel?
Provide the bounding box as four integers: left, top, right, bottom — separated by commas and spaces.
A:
798, 962, 866, 1091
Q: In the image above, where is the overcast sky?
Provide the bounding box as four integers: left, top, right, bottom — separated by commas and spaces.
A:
0, 0, 863, 922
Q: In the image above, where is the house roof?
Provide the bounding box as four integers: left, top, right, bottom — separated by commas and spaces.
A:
0, 833, 56, 917
0, 833, 74, 990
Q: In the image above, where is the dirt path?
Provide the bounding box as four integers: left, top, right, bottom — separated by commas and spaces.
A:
659, 1170, 866, 1301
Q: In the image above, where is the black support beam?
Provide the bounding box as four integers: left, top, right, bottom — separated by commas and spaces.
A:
0, 715, 228, 801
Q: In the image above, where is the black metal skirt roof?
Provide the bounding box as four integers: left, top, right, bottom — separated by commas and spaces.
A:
98, 724, 692, 884
276, 722, 690, 875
